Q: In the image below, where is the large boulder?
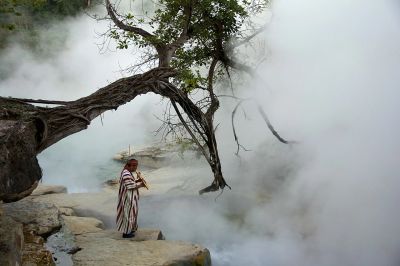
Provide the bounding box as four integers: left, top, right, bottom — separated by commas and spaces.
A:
0, 197, 60, 266
3, 200, 61, 237
0, 115, 43, 202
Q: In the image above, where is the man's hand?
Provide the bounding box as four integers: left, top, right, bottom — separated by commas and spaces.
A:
134, 181, 146, 188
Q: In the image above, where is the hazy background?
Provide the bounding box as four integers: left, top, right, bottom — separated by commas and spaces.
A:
1, 0, 400, 265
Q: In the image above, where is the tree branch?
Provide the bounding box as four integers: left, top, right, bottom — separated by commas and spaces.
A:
231, 99, 252, 155
169, 2, 193, 50
257, 105, 295, 144
226, 25, 267, 52
105, 0, 154, 39
171, 100, 211, 165
205, 58, 219, 117
5, 97, 70, 105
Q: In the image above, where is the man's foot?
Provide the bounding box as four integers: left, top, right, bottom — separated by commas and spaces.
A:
122, 232, 135, 238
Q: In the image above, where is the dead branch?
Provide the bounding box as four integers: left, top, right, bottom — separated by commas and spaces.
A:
231, 99, 252, 155
257, 105, 294, 144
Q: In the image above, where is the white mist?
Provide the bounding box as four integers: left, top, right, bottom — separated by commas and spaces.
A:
1, 1, 400, 265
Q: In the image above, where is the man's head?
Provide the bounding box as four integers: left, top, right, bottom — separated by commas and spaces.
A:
125, 159, 138, 172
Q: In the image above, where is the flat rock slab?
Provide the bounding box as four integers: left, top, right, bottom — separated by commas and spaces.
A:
79, 229, 165, 241
31, 184, 67, 196
62, 216, 104, 235
73, 230, 210, 266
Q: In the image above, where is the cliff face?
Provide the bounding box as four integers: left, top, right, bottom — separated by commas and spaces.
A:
0, 185, 211, 266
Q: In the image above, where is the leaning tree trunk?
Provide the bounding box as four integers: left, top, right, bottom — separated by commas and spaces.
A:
0, 67, 226, 202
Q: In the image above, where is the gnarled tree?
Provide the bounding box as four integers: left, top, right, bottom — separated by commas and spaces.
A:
0, 0, 289, 202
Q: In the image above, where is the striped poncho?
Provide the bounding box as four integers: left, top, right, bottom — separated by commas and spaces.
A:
116, 169, 140, 234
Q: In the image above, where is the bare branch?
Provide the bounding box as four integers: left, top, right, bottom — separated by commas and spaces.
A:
227, 25, 267, 51
257, 105, 295, 144
231, 100, 252, 155
171, 101, 211, 165
225, 58, 255, 77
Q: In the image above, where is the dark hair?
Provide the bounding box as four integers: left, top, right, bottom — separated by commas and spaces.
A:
126, 158, 138, 165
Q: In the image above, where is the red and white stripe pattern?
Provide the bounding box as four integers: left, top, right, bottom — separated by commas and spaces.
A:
116, 169, 140, 234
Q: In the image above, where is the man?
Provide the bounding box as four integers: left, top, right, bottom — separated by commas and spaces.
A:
116, 159, 145, 238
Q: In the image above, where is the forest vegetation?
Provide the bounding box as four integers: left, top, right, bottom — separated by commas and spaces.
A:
0, 0, 99, 48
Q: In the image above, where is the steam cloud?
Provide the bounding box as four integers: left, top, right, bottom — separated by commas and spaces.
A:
1, 0, 400, 265
0, 8, 163, 191
143, 0, 400, 265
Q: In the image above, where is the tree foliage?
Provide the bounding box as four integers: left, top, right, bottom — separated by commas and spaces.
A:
104, 0, 279, 193
108, 0, 267, 91
0, 0, 100, 48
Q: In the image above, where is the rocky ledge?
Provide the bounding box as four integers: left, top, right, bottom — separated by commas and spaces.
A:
0, 185, 211, 266
113, 141, 202, 169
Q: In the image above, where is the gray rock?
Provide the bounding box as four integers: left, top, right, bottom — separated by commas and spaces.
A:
3, 199, 61, 236
72, 230, 210, 266
31, 184, 67, 196
0, 215, 24, 266
78, 229, 165, 241
59, 207, 75, 216
1, 191, 212, 266
62, 216, 104, 235
1, 200, 56, 266
22, 229, 55, 266
114, 141, 201, 169
0, 119, 42, 203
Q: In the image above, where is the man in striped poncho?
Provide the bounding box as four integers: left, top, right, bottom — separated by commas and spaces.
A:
116, 159, 146, 238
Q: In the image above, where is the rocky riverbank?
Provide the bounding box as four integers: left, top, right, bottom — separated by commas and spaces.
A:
113, 141, 202, 169
0, 184, 211, 266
